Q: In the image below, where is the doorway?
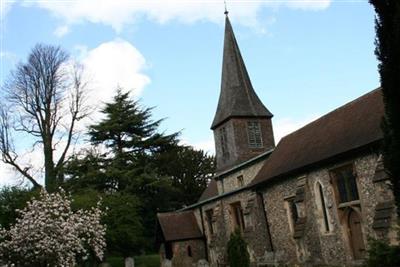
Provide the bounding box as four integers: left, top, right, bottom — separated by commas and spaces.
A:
348, 209, 365, 259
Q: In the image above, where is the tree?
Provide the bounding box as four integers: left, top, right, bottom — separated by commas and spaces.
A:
227, 229, 250, 267
154, 144, 215, 206
0, 189, 106, 267
0, 44, 89, 191
0, 187, 39, 229
64, 89, 180, 252
86, 88, 178, 191
369, 0, 400, 215
71, 189, 144, 258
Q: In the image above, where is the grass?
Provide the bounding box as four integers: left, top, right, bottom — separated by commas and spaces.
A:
106, 254, 160, 267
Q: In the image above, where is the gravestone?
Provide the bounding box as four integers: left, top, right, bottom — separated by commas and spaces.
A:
161, 259, 172, 267
197, 259, 210, 267
125, 257, 134, 267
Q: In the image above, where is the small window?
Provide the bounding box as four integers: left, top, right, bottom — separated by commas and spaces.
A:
187, 246, 192, 257
231, 202, 245, 232
332, 165, 359, 204
205, 209, 214, 235
237, 175, 244, 187
219, 127, 229, 158
285, 197, 299, 233
289, 199, 299, 224
316, 182, 330, 232
247, 121, 263, 148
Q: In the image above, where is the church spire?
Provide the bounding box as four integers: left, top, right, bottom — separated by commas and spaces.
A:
211, 14, 273, 130
211, 13, 275, 172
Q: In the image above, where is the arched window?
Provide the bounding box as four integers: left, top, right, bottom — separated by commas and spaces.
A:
316, 182, 330, 232
187, 245, 192, 257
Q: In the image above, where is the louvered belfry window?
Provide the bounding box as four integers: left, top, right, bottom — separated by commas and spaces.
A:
247, 121, 263, 148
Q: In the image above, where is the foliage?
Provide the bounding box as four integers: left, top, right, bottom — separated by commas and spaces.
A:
68, 189, 144, 257
101, 193, 144, 257
64, 89, 214, 253
227, 229, 250, 267
0, 186, 39, 229
0, 189, 106, 267
364, 238, 400, 267
154, 144, 215, 206
0, 44, 89, 191
369, 0, 400, 216
135, 254, 160, 267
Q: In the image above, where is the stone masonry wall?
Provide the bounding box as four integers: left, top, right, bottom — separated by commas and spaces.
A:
199, 189, 272, 267
261, 152, 396, 266
217, 159, 266, 194
214, 118, 274, 172
171, 239, 206, 265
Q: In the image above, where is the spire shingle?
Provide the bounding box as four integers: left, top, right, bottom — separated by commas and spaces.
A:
211, 16, 272, 130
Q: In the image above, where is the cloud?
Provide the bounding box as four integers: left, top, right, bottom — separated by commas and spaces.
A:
54, 25, 70, 37
273, 114, 319, 143
0, 39, 150, 187
285, 0, 331, 10
79, 38, 150, 111
20, 0, 331, 32
182, 138, 215, 155
0, 0, 13, 19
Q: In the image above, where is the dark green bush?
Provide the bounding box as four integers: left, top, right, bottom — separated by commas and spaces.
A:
364, 238, 400, 267
227, 229, 250, 267
0, 186, 39, 229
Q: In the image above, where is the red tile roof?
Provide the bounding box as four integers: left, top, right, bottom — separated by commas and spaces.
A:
250, 88, 384, 186
157, 211, 203, 242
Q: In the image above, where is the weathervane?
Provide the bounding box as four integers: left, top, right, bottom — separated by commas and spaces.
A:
224, 0, 229, 15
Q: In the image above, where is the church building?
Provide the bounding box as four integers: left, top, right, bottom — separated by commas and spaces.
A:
156, 12, 398, 267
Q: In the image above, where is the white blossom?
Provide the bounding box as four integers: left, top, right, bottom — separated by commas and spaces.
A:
0, 189, 106, 267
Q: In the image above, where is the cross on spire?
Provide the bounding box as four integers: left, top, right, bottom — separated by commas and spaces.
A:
224, 0, 229, 15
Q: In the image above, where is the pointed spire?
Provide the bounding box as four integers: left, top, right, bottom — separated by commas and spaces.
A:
211, 14, 273, 130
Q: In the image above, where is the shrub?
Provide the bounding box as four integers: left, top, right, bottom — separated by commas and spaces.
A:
0, 189, 106, 267
364, 238, 400, 267
227, 229, 250, 267
0, 186, 39, 229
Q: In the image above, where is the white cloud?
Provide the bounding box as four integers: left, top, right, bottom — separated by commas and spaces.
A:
285, 0, 331, 10
79, 38, 150, 114
0, 39, 150, 187
20, 0, 331, 32
273, 114, 319, 143
0, 0, 13, 19
190, 139, 215, 155
54, 25, 70, 37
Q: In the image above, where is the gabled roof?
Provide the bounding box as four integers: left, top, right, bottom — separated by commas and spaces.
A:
250, 88, 384, 186
198, 179, 218, 202
157, 211, 203, 242
211, 15, 272, 130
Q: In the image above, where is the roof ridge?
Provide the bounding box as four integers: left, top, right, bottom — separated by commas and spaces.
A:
279, 87, 382, 142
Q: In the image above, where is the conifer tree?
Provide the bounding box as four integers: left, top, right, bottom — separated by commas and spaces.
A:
369, 0, 400, 215
86, 88, 178, 191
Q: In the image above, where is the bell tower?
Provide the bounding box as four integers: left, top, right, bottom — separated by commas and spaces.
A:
211, 13, 275, 172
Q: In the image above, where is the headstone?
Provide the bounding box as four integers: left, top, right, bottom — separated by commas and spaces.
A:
162, 259, 172, 267
197, 259, 209, 267
125, 257, 135, 267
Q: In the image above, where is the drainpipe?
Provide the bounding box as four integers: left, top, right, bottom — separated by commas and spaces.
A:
199, 206, 209, 261
258, 191, 274, 252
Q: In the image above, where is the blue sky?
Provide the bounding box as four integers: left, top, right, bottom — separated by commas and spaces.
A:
0, 0, 379, 186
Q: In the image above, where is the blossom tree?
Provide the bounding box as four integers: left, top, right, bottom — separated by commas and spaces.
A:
0, 189, 106, 267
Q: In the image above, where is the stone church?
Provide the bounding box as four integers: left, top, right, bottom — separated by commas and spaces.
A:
156, 13, 398, 267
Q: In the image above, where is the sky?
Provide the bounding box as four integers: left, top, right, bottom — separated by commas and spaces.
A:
0, 0, 380, 187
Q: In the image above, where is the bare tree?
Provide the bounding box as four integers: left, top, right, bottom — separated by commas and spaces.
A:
0, 44, 89, 191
